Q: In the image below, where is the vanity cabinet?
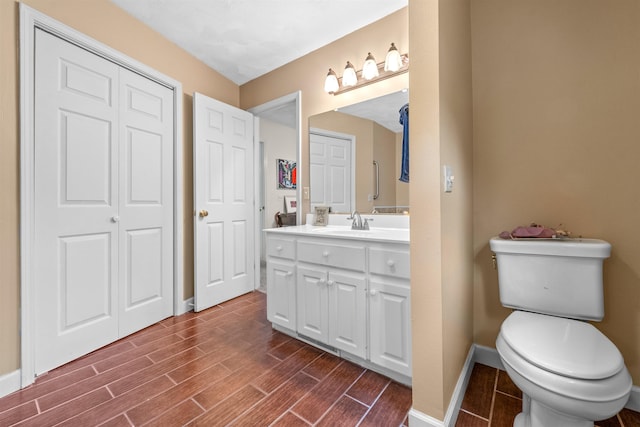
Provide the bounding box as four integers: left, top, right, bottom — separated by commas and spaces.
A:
297, 265, 367, 359
296, 239, 367, 358
264, 227, 410, 384
266, 237, 296, 330
368, 244, 411, 377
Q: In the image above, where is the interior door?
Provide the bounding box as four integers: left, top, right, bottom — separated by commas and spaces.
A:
33, 29, 174, 374
193, 92, 255, 311
309, 131, 352, 213
117, 67, 174, 336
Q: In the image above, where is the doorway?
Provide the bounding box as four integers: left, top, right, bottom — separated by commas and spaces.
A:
249, 92, 301, 291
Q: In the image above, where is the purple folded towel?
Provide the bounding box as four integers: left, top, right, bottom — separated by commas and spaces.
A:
499, 224, 556, 239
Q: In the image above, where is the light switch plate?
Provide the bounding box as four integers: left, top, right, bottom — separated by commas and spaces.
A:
443, 165, 454, 193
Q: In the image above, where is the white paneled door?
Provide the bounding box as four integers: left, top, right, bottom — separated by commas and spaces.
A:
34, 29, 174, 374
193, 93, 255, 311
309, 131, 353, 213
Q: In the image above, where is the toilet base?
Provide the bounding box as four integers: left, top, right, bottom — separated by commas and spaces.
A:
514, 395, 593, 427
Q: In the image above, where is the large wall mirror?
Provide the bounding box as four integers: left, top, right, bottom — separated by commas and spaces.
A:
309, 89, 409, 215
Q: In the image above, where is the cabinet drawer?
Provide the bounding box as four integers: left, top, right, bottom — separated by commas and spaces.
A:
297, 240, 366, 272
267, 237, 296, 260
369, 248, 410, 279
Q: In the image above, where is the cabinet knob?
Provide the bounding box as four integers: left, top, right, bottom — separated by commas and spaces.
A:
318, 279, 326, 286
387, 259, 396, 267
285, 271, 293, 277
322, 251, 330, 258
370, 289, 378, 296
111, 215, 120, 223
327, 280, 334, 286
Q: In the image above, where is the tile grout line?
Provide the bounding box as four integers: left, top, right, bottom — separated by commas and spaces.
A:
487, 367, 499, 426
354, 376, 392, 426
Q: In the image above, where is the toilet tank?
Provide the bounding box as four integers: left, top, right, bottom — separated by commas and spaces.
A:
489, 238, 611, 321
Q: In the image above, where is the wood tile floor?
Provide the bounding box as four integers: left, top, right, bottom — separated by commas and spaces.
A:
0, 291, 411, 426
1, 291, 638, 426
457, 363, 640, 427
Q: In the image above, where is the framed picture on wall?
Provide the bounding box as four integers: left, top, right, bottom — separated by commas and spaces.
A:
277, 159, 297, 189
284, 196, 297, 213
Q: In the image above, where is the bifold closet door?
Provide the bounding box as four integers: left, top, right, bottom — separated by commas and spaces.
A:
33, 29, 173, 374
117, 65, 174, 337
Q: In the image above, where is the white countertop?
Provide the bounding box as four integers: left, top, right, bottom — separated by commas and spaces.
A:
264, 224, 410, 244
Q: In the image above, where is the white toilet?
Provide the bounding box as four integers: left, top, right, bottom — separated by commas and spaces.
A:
490, 237, 632, 427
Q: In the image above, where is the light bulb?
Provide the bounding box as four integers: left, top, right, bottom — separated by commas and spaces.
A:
384, 43, 403, 72
324, 68, 339, 93
342, 61, 357, 87
362, 52, 379, 80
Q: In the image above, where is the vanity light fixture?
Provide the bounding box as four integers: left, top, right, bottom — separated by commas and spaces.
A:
324, 43, 409, 95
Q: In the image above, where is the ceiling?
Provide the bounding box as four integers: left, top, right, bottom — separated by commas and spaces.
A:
338, 90, 408, 133
110, 0, 407, 86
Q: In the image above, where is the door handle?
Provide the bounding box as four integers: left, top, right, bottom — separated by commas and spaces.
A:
199, 209, 209, 218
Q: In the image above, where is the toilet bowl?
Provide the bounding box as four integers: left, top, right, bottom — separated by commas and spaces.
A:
497, 311, 632, 427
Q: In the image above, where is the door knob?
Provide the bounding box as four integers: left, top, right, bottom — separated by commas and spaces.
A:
199, 209, 209, 218
111, 215, 120, 223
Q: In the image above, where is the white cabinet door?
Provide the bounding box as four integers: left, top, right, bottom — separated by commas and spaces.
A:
296, 265, 328, 343
266, 259, 296, 330
369, 278, 412, 377
328, 271, 366, 358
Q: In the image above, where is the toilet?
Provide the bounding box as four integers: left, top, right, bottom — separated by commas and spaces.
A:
490, 237, 632, 427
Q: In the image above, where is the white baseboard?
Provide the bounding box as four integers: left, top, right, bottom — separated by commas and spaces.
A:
408, 344, 478, 427
408, 344, 640, 426
408, 408, 445, 427
627, 385, 640, 413
0, 369, 21, 399
470, 344, 503, 370
176, 297, 194, 316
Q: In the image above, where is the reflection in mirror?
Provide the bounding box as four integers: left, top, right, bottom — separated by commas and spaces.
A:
309, 90, 409, 215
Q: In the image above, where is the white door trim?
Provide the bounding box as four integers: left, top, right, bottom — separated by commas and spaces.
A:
249, 91, 302, 290
19, 4, 184, 387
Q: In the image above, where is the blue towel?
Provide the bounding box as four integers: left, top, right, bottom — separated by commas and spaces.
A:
399, 103, 409, 183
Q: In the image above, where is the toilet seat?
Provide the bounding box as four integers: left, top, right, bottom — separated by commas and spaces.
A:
498, 332, 632, 421
501, 311, 624, 379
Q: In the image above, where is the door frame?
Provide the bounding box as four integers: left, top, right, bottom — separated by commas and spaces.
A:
19, 4, 184, 387
248, 91, 301, 290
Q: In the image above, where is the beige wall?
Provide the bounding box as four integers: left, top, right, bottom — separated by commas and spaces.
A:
439, 0, 474, 413
408, 0, 474, 419
309, 111, 400, 213
0, 0, 239, 374
372, 122, 398, 209
472, 0, 640, 384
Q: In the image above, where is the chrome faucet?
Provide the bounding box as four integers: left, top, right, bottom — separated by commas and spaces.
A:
347, 211, 373, 230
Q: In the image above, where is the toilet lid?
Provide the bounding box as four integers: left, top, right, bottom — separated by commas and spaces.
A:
501, 311, 624, 380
